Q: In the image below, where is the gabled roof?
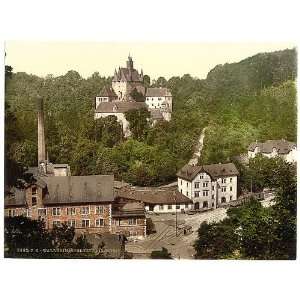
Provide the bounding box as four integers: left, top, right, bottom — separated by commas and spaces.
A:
248, 139, 296, 154
146, 87, 172, 97
42, 175, 114, 205
95, 101, 147, 113
116, 187, 192, 205
112, 201, 145, 217
177, 163, 239, 181
112, 67, 143, 82
4, 188, 27, 207
97, 85, 117, 98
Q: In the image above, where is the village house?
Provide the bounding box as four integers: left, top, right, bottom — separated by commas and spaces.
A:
248, 139, 297, 163
94, 56, 173, 136
177, 163, 239, 209
116, 186, 193, 213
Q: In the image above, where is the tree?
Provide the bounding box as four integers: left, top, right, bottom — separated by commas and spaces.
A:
124, 108, 150, 141
143, 74, 150, 87
130, 88, 145, 102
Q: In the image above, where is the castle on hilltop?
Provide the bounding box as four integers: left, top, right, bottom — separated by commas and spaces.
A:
94, 56, 172, 137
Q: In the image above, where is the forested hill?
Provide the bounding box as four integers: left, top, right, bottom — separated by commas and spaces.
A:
5, 48, 297, 186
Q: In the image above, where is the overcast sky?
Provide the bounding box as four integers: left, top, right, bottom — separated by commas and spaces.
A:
5, 42, 295, 80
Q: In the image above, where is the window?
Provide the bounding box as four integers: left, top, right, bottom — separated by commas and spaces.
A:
53, 220, 61, 227
67, 207, 76, 216
230, 186, 233, 191
230, 177, 232, 183
81, 206, 90, 215
128, 218, 137, 225
185, 204, 189, 209
203, 190, 208, 197
222, 187, 226, 192
81, 219, 90, 228
67, 220, 76, 227
199, 175, 203, 179
32, 186, 37, 195
221, 197, 226, 203
168, 205, 172, 210
222, 178, 226, 184
203, 201, 208, 208
159, 205, 164, 210
194, 191, 200, 198
95, 206, 104, 214
52, 207, 61, 216
186, 191, 189, 196
8, 209, 16, 217
194, 182, 200, 189
212, 194, 215, 199
113, 219, 119, 226
180, 180, 182, 186
212, 185, 215, 190
186, 182, 188, 187
32, 197, 37, 206
176, 205, 180, 209
96, 219, 104, 227
212, 202, 215, 207
230, 196, 233, 201
38, 208, 47, 217
203, 182, 208, 187
180, 189, 182, 193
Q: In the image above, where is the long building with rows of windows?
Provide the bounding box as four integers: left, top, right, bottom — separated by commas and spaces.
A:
176, 163, 239, 210
4, 175, 146, 239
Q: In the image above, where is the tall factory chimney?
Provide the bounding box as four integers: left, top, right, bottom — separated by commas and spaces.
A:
37, 96, 46, 164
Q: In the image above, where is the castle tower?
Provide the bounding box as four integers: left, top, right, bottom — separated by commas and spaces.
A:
126, 55, 133, 70
37, 96, 46, 164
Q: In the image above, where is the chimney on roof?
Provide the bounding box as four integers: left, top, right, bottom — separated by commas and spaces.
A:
37, 96, 46, 165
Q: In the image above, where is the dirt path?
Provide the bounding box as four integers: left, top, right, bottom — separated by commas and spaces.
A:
188, 127, 207, 166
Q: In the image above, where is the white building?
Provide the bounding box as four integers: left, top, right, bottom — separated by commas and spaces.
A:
145, 87, 172, 121
177, 163, 239, 209
116, 187, 193, 214
248, 139, 297, 163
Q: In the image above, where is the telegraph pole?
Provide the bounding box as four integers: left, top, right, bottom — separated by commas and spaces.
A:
175, 193, 178, 237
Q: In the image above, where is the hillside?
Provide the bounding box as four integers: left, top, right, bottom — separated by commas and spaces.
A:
5, 48, 297, 186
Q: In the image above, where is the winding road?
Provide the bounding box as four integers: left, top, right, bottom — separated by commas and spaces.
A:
188, 127, 207, 166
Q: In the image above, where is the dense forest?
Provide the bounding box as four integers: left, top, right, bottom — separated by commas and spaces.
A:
5, 48, 297, 186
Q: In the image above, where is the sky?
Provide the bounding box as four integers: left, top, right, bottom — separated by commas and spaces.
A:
5, 42, 295, 80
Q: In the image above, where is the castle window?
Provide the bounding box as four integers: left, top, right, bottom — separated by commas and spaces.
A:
32, 186, 37, 195
67, 220, 76, 227
96, 219, 104, 227
38, 208, 47, 217
53, 220, 61, 227
52, 207, 61, 216
95, 206, 104, 214
32, 197, 37, 206
81, 219, 90, 228
81, 206, 90, 215
67, 207, 76, 215
128, 218, 137, 225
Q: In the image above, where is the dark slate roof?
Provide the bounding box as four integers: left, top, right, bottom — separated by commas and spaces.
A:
95, 101, 147, 113
98, 86, 118, 98
146, 88, 171, 97
113, 67, 143, 82
42, 175, 114, 205
149, 108, 164, 120
112, 201, 145, 217
248, 139, 296, 154
4, 188, 26, 207
177, 163, 239, 181
116, 187, 192, 205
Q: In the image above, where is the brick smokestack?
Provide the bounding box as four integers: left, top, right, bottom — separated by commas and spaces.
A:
37, 96, 46, 164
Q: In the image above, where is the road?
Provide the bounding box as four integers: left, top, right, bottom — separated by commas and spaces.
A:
188, 127, 207, 166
